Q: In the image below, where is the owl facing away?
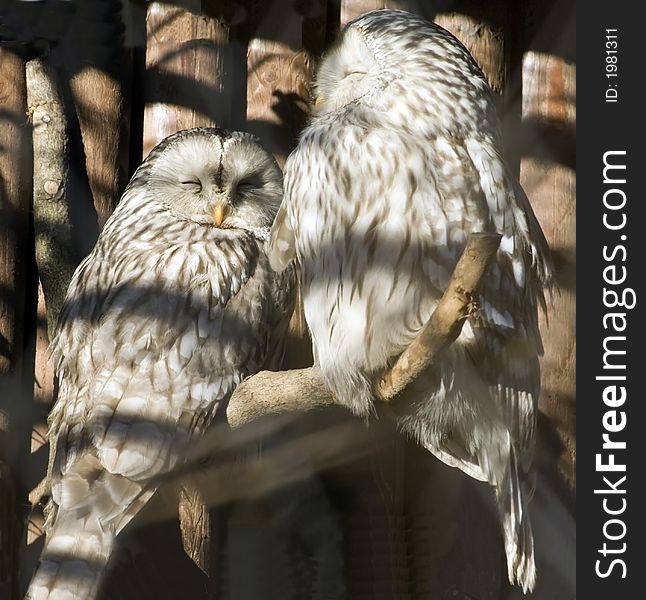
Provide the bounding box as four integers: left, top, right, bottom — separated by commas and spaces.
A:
28, 128, 295, 600
270, 9, 553, 593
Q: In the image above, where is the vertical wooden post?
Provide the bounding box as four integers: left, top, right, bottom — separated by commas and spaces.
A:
69, 68, 130, 230
242, 0, 320, 165
63, 0, 133, 230
340, 0, 384, 27
143, 1, 231, 155
431, 2, 511, 96
0, 47, 33, 600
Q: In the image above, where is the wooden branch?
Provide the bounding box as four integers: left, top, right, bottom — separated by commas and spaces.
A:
227, 366, 335, 428
375, 232, 501, 399
26, 58, 77, 339
226, 233, 501, 429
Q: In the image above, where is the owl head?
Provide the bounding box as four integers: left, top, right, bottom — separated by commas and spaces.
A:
312, 10, 492, 135
144, 128, 283, 230
312, 24, 382, 114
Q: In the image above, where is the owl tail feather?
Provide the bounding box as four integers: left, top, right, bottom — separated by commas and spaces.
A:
498, 447, 536, 594
26, 513, 114, 600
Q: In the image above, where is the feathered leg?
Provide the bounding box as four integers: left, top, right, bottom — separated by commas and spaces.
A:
27, 510, 114, 600
497, 446, 536, 593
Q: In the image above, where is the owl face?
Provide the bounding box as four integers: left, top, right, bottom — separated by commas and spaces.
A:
146, 129, 283, 230
313, 26, 381, 113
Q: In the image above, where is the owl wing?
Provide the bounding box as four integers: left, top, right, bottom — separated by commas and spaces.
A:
262, 259, 297, 370
407, 133, 552, 485
462, 137, 553, 470
47, 234, 279, 533
269, 203, 297, 272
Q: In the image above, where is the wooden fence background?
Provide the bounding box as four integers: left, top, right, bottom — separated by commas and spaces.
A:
0, 1, 575, 599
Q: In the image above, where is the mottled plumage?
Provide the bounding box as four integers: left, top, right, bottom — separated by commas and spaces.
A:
28, 128, 295, 600
270, 10, 552, 593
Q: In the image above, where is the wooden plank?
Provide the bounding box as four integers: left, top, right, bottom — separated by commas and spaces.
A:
340, 0, 384, 27
58, 0, 133, 230
0, 47, 32, 600
143, 1, 231, 156
432, 2, 510, 95
69, 67, 130, 229
178, 480, 214, 573
242, 0, 321, 165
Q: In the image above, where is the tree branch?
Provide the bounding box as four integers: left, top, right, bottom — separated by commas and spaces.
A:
26, 57, 77, 339
226, 233, 501, 428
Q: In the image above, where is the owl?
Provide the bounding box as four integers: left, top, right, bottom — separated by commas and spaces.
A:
27, 128, 295, 600
269, 10, 553, 593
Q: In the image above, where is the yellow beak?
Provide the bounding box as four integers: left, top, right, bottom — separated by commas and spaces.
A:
314, 95, 324, 108
212, 204, 227, 227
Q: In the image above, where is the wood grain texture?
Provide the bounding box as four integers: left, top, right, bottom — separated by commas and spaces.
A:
178, 480, 213, 573
26, 58, 76, 337
0, 47, 32, 600
53, 0, 134, 231
433, 4, 510, 95
340, 0, 385, 26
246, 36, 310, 165
69, 67, 130, 229
0, 50, 31, 398
143, 2, 231, 156
242, 0, 318, 165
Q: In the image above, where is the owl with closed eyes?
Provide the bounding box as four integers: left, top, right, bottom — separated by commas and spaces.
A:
270, 10, 553, 593
27, 128, 295, 600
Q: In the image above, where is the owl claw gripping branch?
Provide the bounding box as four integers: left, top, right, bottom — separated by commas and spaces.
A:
269, 9, 553, 593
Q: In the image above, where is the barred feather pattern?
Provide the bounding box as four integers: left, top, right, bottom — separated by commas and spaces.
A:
28, 128, 295, 600
269, 10, 553, 593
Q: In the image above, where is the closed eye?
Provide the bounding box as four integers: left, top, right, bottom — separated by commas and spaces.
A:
344, 70, 366, 77
180, 178, 202, 192
236, 175, 262, 194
